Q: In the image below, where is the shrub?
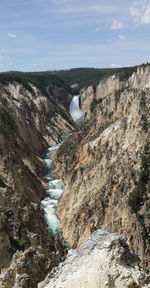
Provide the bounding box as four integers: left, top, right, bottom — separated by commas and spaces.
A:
142, 115, 148, 132
18, 226, 30, 249
128, 186, 144, 213
90, 98, 102, 113
0, 108, 17, 134
128, 142, 150, 213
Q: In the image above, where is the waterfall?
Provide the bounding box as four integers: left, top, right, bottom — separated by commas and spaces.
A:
69, 95, 84, 122
41, 96, 84, 241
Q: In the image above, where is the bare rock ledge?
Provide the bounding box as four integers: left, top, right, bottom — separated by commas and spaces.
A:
38, 230, 150, 288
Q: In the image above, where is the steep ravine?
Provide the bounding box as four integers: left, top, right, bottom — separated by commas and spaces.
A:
41, 95, 83, 242
1, 67, 150, 287
0, 81, 74, 287
55, 66, 150, 271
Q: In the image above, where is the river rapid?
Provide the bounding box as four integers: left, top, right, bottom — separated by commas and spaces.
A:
40, 95, 84, 240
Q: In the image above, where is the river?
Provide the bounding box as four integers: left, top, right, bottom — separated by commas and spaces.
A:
40, 95, 84, 240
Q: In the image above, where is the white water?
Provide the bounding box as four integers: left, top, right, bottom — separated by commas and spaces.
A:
41, 143, 64, 239
41, 96, 84, 240
69, 95, 84, 122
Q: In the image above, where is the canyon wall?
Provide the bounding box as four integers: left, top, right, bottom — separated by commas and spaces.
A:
55, 66, 150, 270
1, 66, 150, 287
0, 81, 74, 286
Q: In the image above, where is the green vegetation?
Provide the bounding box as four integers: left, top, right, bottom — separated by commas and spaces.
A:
0, 73, 34, 94
53, 66, 143, 93
128, 142, 150, 213
148, 237, 150, 252
90, 98, 102, 113
0, 62, 149, 96
127, 142, 150, 253
118, 66, 137, 81
18, 226, 31, 249
142, 115, 148, 132
54, 68, 123, 94
140, 92, 146, 107
53, 104, 75, 127
0, 71, 72, 95
0, 108, 17, 134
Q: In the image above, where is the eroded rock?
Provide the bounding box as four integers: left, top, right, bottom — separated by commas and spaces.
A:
38, 230, 150, 288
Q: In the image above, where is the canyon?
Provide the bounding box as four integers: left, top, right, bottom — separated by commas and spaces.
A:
55, 66, 150, 270
0, 66, 150, 287
0, 79, 74, 287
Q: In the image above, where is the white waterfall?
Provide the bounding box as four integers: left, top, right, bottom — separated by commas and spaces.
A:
69, 95, 84, 122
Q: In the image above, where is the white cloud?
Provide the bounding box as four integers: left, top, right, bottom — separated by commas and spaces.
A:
130, 0, 150, 24
8, 33, 17, 38
96, 27, 100, 32
55, 4, 120, 15
110, 64, 121, 68
52, 0, 68, 3
141, 7, 150, 23
118, 34, 126, 39
110, 20, 124, 30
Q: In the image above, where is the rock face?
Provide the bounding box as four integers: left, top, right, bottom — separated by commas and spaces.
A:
80, 66, 150, 119
55, 66, 150, 270
0, 80, 73, 283
96, 74, 122, 99
80, 86, 94, 119
1, 66, 150, 286
0, 248, 51, 288
38, 230, 150, 288
129, 66, 150, 89
45, 84, 72, 111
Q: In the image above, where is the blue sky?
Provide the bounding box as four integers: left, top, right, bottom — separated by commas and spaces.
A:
0, 0, 150, 71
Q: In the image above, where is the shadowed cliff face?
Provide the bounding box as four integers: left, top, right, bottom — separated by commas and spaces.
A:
0, 81, 74, 283
45, 84, 72, 111
55, 66, 150, 271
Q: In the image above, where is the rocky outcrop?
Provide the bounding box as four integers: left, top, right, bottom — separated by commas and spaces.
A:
80, 74, 123, 118
0, 239, 66, 288
38, 230, 150, 288
55, 66, 150, 270
0, 81, 73, 280
96, 74, 122, 99
80, 86, 94, 119
0, 248, 51, 288
129, 66, 150, 89
45, 84, 72, 111
80, 66, 150, 119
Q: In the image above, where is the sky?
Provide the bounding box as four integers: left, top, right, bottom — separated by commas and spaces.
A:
0, 0, 150, 71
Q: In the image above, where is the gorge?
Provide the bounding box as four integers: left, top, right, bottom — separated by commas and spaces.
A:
40, 94, 83, 241
0, 66, 150, 287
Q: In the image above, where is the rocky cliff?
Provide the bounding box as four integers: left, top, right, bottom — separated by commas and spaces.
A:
1, 66, 150, 287
38, 230, 150, 288
55, 66, 150, 271
0, 80, 74, 286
